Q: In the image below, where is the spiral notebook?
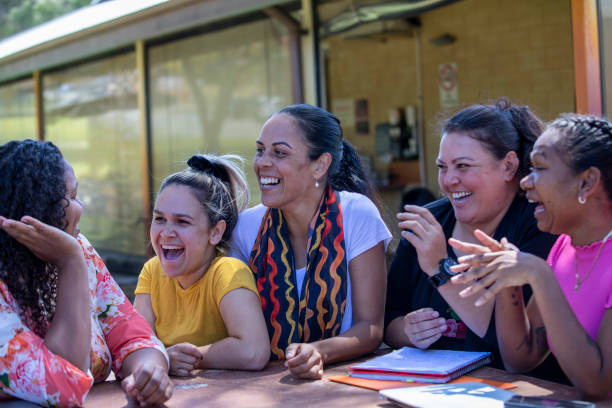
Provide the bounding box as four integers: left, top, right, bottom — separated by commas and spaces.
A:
349, 347, 491, 384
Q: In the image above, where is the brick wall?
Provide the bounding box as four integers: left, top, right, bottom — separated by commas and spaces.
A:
325, 0, 575, 194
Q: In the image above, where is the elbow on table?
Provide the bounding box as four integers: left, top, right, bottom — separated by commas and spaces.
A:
575, 380, 612, 401
240, 343, 270, 371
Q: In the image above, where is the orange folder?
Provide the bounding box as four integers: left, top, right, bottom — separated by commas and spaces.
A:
328, 375, 517, 391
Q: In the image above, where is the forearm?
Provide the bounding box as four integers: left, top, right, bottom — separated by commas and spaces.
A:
311, 319, 383, 365
384, 317, 416, 349
530, 270, 610, 398
437, 280, 494, 337
44, 256, 91, 372
198, 337, 269, 371
120, 347, 168, 379
494, 287, 545, 372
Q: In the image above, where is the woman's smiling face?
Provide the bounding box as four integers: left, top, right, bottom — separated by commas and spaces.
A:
437, 132, 518, 230
253, 114, 320, 212
150, 184, 222, 288
520, 128, 582, 235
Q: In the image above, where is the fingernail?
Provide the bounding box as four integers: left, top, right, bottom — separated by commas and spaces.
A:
432, 311, 439, 317
459, 288, 470, 297
475, 298, 484, 307
438, 318, 445, 325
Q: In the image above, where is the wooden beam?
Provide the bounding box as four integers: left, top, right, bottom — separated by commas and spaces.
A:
571, 0, 602, 115
33, 71, 44, 141
264, 7, 304, 104
136, 40, 153, 257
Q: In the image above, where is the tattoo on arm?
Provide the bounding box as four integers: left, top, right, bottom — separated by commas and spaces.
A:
515, 326, 547, 355
535, 326, 547, 354
511, 287, 520, 307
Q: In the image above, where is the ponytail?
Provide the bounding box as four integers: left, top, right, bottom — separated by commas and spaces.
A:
329, 139, 377, 202
276, 104, 378, 202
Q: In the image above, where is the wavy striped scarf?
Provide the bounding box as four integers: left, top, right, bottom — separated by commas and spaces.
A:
249, 187, 347, 360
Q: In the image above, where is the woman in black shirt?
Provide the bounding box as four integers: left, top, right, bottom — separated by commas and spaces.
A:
384, 99, 557, 368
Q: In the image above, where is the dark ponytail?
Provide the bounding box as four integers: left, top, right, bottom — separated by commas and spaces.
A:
276, 104, 377, 202
442, 98, 543, 180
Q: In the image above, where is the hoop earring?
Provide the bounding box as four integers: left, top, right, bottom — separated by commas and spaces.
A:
578, 195, 587, 204
315, 179, 320, 188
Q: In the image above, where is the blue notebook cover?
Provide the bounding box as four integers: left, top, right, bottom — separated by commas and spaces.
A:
350, 347, 491, 377
380, 382, 516, 408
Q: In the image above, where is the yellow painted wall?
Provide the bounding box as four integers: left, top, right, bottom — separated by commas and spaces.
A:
325, 0, 575, 194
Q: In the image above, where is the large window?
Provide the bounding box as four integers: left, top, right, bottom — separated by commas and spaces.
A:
0, 78, 36, 143
149, 18, 293, 204
44, 52, 146, 255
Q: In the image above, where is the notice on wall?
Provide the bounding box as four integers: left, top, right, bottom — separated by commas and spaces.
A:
438, 62, 458, 109
332, 98, 355, 128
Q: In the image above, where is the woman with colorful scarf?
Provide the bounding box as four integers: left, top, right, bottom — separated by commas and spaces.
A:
230, 104, 391, 379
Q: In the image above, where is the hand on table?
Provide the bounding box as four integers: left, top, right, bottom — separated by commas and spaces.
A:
398, 205, 447, 275
121, 362, 173, 407
0, 215, 82, 268
284, 343, 323, 380
403, 308, 447, 349
448, 229, 541, 306
167, 342, 203, 376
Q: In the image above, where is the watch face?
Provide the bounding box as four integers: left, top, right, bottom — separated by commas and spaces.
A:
441, 258, 459, 276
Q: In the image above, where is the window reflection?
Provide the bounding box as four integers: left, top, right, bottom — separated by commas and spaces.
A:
0, 79, 35, 143
149, 18, 293, 204
44, 53, 146, 255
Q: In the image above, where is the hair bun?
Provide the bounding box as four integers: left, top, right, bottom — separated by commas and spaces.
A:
187, 155, 230, 183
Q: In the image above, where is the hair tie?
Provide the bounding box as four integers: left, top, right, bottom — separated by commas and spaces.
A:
187, 155, 230, 184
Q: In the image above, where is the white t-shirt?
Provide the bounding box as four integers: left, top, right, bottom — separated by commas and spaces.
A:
229, 191, 392, 333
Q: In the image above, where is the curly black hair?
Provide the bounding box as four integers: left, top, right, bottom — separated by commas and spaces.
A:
0, 139, 68, 337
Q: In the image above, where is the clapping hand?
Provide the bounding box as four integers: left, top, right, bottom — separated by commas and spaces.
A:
448, 229, 542, 306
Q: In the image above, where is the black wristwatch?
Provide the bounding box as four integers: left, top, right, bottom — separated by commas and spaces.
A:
428, 258, 459, 288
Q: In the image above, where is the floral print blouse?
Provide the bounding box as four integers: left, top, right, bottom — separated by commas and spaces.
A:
0, 234, 167, 407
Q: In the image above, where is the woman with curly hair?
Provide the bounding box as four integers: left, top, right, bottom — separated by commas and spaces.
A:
0, 139, 172, 406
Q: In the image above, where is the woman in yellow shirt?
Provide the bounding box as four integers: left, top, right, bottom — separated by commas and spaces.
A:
134, 154, 270, 376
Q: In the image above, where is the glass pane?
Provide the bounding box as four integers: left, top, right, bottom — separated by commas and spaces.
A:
601, 0, 612, 117
44, 52, 146, 255
0, 0, 92, 41
149, 18, 293, 204
0, 78, 36, 143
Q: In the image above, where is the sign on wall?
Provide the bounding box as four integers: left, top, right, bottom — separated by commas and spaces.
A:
438, 62, 458, 109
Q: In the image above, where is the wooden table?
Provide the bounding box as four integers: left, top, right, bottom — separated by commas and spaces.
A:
83, 357, 612, 408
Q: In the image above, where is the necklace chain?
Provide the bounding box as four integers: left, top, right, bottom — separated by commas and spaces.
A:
574, 228, 612, 291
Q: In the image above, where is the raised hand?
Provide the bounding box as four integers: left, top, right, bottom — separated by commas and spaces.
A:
448, 229, 542, 306
0, 215, 82, 268
402, 308, 447, 349
398, 205, 447, 275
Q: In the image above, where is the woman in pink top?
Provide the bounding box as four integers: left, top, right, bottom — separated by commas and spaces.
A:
0, 140, 173, 406
448, 114, 612, 400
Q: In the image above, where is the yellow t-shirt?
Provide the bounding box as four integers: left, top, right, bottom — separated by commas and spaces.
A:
135, 255, 258, 347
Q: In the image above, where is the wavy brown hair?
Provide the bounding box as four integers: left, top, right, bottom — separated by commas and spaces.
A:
0, 139, 68, 337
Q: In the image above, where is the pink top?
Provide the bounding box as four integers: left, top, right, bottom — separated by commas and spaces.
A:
548, 234, 612, 343
0, 235, 167, 407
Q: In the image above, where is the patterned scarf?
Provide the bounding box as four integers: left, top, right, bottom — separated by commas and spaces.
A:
249, 187, 347, 360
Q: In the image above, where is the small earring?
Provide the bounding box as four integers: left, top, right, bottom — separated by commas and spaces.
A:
578, 195, 587, 204
315, 179, 319, 188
